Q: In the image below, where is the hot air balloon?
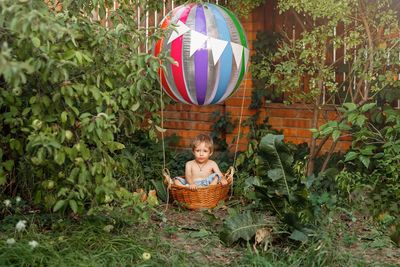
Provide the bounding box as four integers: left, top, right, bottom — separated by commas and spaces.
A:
154, 3, 249, 106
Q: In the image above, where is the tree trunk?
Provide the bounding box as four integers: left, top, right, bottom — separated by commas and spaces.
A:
306, 94, 321, 176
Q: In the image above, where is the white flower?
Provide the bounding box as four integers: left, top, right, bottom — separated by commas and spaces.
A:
16, 196, 22, 203
3, 199, 11, 207
6, 238, 16, 245
28, 240, 39, 249
142, 252, 151, 260
103, 225, 114, 233
15, 220, 27, 232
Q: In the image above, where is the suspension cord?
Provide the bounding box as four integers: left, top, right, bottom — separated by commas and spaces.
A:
231, 66, 249, 198
159, 68, 170, 211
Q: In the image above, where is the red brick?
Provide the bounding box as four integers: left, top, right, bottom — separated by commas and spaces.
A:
296, 129, 312, 138
225, 106, 257, 117
268, 108, 314, 119
268, 117, 283, 127
224, 97, 252, 107
319, 109, 339, 120
282, 128, 297, 137
164, 120, 212, 131
228, 125, 251, 135
339, 134, 352, 141
164, 111, 213, 122
282, 118, 311, 128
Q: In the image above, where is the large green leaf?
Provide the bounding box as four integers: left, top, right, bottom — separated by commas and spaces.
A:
259, 134, 292, 199
220, 211, 267, 246
344, 151, 358, 162
289, 229, 308, 242
150, 179, 167, 203
268, 168, 284, 181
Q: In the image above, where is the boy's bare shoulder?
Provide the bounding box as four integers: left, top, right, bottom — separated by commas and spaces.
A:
186, 160, 195, 166
208, 160, 218, 166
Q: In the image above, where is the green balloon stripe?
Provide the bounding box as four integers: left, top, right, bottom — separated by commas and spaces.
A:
219, 6, 247, 47
220, 6, 248, 95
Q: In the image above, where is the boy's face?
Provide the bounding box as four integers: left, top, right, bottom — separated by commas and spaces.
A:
192, 142, 212, 163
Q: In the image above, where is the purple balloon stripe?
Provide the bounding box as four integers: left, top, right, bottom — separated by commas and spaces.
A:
194, 5, 208, 105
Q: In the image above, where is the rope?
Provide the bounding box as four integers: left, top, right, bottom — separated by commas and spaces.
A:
230, 67, 249, 198
159, 67, 171, 211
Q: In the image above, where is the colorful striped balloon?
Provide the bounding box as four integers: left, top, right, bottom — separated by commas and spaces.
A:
154, 3, 249, 106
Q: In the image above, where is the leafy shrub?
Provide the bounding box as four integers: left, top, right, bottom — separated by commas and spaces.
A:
236, 132, 339, 235
0, 1, 167, 212
250, 31, 283, 107
114, 131, 177, 191
210, 111, 237, 151
335, 104, 400, 216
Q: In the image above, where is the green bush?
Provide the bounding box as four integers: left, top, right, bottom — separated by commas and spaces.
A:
0, 1, 167, 213
335, 104, 400, 217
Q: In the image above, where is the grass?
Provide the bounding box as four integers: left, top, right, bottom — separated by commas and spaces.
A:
0, 208, 202, 267
1, 205, 399, 267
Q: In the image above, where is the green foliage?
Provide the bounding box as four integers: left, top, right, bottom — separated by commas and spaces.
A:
114, 131, 176, 192
61, 0, 164, 18
273, 0, 400, 104
250, 31, 283, 107
243, 113, 282, 141
236, 232, 364, 267
234, 115, 282, 199
210, 110, 237, 151
236, 132, 340, 237
332, 105, 400, 217
278, 0, 351, 21
258, 0, 400, 176
224, 0, 266, 19
265, 0, 400, 220
238, 116, 278, 176
175, 0, 266, 19
259, 134, 295, 200
249, 134, 314, 222
0, 1, 167, 213
235, 132, 300, 201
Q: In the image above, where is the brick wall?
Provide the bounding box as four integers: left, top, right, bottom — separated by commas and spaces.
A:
163, 1, 351, 153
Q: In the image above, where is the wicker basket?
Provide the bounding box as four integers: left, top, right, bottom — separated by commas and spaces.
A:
163, 167, 234, 210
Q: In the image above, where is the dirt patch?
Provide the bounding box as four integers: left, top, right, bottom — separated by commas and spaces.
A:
155, 205, 242, 265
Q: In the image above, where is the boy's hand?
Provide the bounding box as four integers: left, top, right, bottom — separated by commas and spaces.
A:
221, 177, 228, 186
188, 184, 197, 190
224, 174, 233, 183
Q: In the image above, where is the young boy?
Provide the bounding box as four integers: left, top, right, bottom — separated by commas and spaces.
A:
174, 134, 228, 190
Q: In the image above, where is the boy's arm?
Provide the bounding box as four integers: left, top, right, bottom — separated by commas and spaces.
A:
212, 161, 228, 185
211, 161, 224, 179
185, 161, 197, 190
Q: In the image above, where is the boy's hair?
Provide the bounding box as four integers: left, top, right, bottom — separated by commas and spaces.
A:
191, 134, 214, 153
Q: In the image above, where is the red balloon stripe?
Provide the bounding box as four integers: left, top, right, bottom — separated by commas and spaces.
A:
154, 16, 180, 102
170, 4, 195, 105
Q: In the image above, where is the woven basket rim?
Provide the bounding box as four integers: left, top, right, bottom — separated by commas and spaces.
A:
169, 178, 232, 191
